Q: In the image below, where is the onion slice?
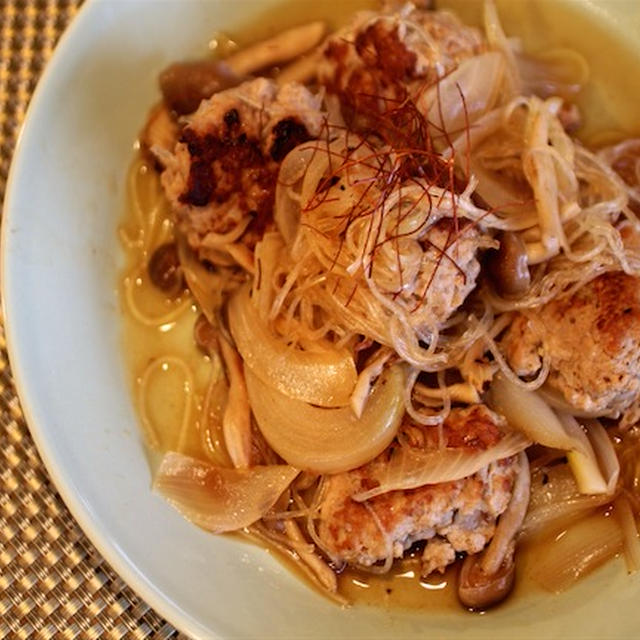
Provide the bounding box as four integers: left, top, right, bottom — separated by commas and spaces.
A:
424, 52, 505, 142
530, 512, 623, 592
228, 284, 357, 407
153, 451, 298, 533
558, 412, 608, 495
246, 364, 406, 474
489, 375, 617, 494
275, 145, 316, 245
489, 374, 578, 451
614, 496, 640, 573
521, 463, 612, 541
352, 431, 530, 502
584, 419, 620, 495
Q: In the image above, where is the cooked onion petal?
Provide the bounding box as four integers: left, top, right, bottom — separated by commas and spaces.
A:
483, 0, 520, 96
219, 338, 251, 469
614, 496, 640, 573
246, 364, 406, 474
584, 419, 620, 495
530, 512, 623, 592
424, 52, 505, 142
517, 48, 588, 101
275, 145, 316, 245
229, 284, 357, 407
522, 463, 612, 541
489, 376, 616, 494
489, 374, 582, 452
352, 431, 530, 502
528, 462, 583, 510
558, 412, 608, 495
153, 452, 299, 533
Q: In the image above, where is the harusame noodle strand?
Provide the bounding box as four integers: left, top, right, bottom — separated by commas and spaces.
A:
138, 356, 195, 451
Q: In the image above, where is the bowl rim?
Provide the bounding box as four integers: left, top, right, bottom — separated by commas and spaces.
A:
0, 1, 217, 637
3, 1, 640, 638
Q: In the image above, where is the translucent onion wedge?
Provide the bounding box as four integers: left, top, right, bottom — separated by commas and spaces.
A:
425, 52, 505, 141
352, 431, 530, 502
489, 376, 615, 494
557, 412, 608, 495
521, 464, 613, 541
153, 451, 298, 533
219, 338, 251, 469
228, 284, 357, 407
584, 419, 620, 495
530, 512, 623, 592
489, 374, 578, 452
467, 160, 534, 220
275, 145, 316, 245
517, 48, 588, 101
614, 496, 640, 574
245, 365, 406, 474
528, 463, 583, 511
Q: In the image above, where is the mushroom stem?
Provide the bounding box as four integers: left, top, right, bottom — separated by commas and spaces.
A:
219, 337, 252, 469
225, 21, 326, 76
458, 544, 516, 610
458, 452, 530, 609
481, 451, 530, 575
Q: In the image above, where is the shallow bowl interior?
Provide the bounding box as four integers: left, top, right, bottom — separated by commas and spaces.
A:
3, 0, 640, 637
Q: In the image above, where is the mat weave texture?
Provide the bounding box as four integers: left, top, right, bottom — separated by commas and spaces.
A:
0, 2, 189, 637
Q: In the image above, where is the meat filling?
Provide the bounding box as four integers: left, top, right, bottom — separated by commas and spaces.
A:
502, 271, 640, 416
317, 406, 519, 576
159, 78, 324, 255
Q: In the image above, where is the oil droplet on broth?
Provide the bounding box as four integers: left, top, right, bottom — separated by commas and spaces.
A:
338, 557, 458, 610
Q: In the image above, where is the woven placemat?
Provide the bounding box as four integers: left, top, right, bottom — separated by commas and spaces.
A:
0, 2, 189, 638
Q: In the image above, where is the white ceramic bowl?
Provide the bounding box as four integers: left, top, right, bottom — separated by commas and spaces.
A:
4, 1, 640, 637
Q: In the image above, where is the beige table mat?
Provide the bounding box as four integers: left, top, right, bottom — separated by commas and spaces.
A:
0, 2, 190, 638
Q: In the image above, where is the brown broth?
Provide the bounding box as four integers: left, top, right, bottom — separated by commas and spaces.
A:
339, 557, 459, 610
119, 160, 218, 464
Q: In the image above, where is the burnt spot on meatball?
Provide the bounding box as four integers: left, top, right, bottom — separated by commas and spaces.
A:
269, 117, 311, 162
354, 21, 418, 80
182, 158, 215, 207
223, 108, 240, 130
178, 127, 274, 230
